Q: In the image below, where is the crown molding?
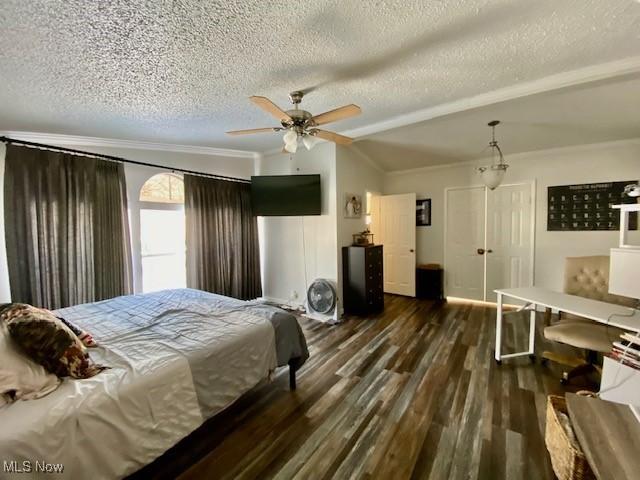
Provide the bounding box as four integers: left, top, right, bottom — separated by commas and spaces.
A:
344, 56, 640, 140
384, 137, 640, 177
0, 131, 258, 159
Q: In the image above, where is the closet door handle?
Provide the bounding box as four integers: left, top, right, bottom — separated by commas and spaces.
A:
486, 249, 493, 253
409, 249, 415, 253
477, 248, 485, 255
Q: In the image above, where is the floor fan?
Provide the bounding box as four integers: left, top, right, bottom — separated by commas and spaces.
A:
304, 279, 339, 323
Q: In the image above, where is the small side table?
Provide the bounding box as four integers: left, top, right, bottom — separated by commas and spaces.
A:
416, 264, 443, 300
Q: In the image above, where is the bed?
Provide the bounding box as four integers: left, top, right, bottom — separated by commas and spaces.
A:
0, 288, 308, 479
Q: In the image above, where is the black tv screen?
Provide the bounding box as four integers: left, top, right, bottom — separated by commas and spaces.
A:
251, 174, 321, 216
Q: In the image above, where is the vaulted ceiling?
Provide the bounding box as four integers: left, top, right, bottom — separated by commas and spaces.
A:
357, 72, 640, 171
1, 0, 639, 158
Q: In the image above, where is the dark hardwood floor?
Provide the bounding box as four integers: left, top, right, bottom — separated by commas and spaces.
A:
130, 294, 588, 480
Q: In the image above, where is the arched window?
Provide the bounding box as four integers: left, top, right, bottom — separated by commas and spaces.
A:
139, 173, 186, 293
139, 173, 184, 203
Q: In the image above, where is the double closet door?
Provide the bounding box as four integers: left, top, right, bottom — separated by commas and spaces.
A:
445, 182, 535, 302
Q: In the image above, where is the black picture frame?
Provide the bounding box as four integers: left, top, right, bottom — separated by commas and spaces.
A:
416, 199, 431, 226
547, 181, 638, 231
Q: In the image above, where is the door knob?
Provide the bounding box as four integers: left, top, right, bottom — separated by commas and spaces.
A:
477, 248, 485, 255
409, 249, 415, 253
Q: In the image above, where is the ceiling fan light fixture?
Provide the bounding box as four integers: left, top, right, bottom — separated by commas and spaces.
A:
302, 134, 319, 150
283, 129, 297, 144
478, 120, 509, 190
284, 139, 298, 153
227, 91, 359, 150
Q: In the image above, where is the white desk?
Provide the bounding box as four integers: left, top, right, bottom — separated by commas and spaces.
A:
494, 287, 640, 363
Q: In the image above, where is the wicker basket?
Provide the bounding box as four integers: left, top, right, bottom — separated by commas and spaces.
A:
545, 395, 595, 480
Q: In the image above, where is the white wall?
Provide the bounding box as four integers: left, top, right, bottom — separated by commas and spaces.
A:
384, 140, 640, 292
0, 142, 254, 300
256, 143, 384, 316
256, 143, 338, 308
336, 146, 384, 248
335, 145, 384, 304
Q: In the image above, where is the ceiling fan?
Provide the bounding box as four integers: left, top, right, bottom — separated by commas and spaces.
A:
226, 91, 361, 153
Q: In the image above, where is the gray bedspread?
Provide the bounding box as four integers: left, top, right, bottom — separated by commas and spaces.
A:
60, 288, 308, 368
241, 303, 309, 368
56, 288, 309, 413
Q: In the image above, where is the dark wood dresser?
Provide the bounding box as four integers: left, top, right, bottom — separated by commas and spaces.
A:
342, 245, 384, 315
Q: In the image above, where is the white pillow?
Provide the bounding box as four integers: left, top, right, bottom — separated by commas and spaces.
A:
0, 322, 60, 406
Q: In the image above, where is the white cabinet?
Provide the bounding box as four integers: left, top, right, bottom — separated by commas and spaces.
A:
610, 248, 640, 299
609, 204, 640, 299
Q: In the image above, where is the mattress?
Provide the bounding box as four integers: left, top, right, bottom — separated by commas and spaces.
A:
0, 288, 308, 479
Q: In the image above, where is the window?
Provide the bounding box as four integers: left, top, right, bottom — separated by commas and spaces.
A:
140, 172, 184, 203
139, 174, 186, 293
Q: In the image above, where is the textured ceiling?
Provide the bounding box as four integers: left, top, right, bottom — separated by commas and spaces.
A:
356, 73, 640, 171
0, 0, 639, 152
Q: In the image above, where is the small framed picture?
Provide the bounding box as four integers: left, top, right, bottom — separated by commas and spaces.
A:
344, 193, 362, 218
416, 198, 431, 226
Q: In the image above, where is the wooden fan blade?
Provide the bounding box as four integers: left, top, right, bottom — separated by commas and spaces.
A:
314, 129, 353, 145
250, 96, 292, 123
226, 127, 279, 136
311, 104, 361, 126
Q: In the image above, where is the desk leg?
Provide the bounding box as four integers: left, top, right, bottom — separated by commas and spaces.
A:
528, 305, 536, 361
495, 292, 503, 364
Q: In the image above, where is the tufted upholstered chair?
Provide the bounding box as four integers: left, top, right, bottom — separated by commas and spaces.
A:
542, 256, 635, 384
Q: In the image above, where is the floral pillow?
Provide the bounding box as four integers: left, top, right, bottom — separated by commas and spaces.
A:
0, 303, 107, 379
54, 314, 98, 348
0, 321, 61, 405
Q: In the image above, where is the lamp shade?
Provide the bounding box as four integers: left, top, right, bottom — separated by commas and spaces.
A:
284, 140, 297, 153
283, 129, 297, 144
479, 165, 507, 190
302, 134, 319, 150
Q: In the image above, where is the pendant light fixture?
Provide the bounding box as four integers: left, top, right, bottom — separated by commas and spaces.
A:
478, 120, 509, 190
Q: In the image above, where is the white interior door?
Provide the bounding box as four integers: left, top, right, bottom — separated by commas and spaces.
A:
380, 193, 416, 296
369, 193, 381, 240
445, 187, 486, 301
485, 183, 534, 302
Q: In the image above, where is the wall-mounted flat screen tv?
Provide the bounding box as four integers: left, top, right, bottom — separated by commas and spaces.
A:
251, 174, 321, 216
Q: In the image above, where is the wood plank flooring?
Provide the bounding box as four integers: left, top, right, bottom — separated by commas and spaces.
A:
129, 295, 589, 480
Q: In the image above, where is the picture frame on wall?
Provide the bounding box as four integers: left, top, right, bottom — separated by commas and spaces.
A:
547, 181, 638, 231
416, 198, 431, 226
344, 193, 362, 218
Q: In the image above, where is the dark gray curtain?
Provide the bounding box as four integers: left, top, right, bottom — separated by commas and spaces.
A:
4, 144, 133, 309
184, 175, 261, 300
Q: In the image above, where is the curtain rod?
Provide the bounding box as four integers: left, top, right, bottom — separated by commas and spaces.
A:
0, 136, 251, 184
